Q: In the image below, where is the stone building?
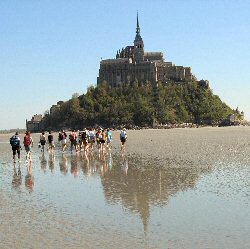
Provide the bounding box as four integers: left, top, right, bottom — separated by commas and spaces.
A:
50, 101, 64, 115
97, 14, 194, 87
26, 114, 44, 132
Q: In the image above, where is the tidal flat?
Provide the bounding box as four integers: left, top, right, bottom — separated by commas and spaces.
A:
0, 127, 249, 249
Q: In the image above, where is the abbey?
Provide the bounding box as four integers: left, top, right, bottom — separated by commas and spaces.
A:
97, 14, 194, 87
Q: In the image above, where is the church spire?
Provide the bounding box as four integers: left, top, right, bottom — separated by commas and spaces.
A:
134, 12, 144, 63
136, 11, 140, 36
134, 12, 142, 43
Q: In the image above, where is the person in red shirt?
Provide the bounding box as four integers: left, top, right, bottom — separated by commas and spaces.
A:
23, 131, 33, 161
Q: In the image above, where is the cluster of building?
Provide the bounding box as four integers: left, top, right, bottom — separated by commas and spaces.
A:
26, 101, 64, 132
97, 13, 195, 87
26, 114, 44, 133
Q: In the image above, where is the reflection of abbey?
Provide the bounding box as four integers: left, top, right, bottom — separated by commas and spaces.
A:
97, 14, 194, 86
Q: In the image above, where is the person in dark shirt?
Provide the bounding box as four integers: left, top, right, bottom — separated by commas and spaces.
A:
47, 131, 55, 152
10, 131, 21, 163
40, 132, 46, 152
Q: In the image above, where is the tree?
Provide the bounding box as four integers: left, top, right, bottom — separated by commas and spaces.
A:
43, 80, 233, 130
72, 93, 80, 99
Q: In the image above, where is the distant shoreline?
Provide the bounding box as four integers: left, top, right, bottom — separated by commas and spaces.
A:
0, 122, 250, 134
1, 124, 249, 136
0, 129, 26, 134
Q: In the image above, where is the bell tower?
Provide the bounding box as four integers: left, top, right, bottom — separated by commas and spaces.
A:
134, 12, 144, 63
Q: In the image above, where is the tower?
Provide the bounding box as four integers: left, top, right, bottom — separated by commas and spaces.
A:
134, 12, 144, 63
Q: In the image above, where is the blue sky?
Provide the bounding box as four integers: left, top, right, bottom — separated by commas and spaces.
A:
1, 0, 249, 130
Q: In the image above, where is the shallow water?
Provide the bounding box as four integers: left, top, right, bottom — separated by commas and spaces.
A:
0, 127, 250, 249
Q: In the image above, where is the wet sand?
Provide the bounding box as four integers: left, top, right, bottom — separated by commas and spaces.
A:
0, 127, 250, 248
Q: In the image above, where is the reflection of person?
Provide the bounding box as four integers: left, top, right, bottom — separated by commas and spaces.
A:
59, 154, 68, 175
80, 152, 90, 176
40, 153, 47, 173
108, 153, 113, 171
10, 131, 21, 163
48, 153, 55, 173
99, 154, 108, 176
70, 154, 79, 177
25, 161, 34, 192
121, 152, 128, 175
91, 156, 97, 173
12, 163, 22, 190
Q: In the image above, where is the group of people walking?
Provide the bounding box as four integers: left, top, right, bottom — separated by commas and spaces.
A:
10, 131, 34, 163
58, 127, 128, 153
9, 128, 128, 163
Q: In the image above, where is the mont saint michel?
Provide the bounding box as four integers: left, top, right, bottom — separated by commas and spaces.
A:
1, 2, 250, 249
25, 14, 245, 131
98, 13, 197, 87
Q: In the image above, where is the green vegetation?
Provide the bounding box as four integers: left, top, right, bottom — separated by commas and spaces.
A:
43, 80, 233, 130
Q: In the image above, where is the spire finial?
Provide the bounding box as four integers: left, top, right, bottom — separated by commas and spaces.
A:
136, 11, 140, 35
134, 11, 143, 44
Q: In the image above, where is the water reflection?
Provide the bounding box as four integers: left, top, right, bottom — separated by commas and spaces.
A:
80, 152, 91, 176
25, 161, 34, 192
35, 149, 210, 235
121, 152, 128, 175
101, 154, 211, 235
100, 153, 109, 176
108, 153, 113, 171
48, 153, 55, 173
59, 154, 68, 175
70, 154, 79, 177
12, 163, 22, 191
40, 152, 47, 173
1, 131, 249, 248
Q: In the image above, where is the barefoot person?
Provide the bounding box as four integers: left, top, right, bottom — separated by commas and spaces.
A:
106, 128, 112, 150
10, 131, 21, 163
88, 128, 96, 152
96, 128, 102, 153
100, 129, 107, 153
58, 130, 67, 152
69, 130, 78, 152
47, 131, 55, 152
23, 131, 33, 161
81, 128, 89, 152
40, 132, 46, 152
120, 128, 127, 151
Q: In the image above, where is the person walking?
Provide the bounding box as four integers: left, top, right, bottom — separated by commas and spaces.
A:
106, 128, 112, 151
95, 128, 102, 153
69, 130, 78, 152
88, 128, 96, 152
47, 131, 55, 152
81, 128, 89, 152
40, 132, 46, 152
100, 129, 107, 153
58, 130, 67, 152
23, 131, 33, 161
10, 131, 21, 163
120, 128, 127, 151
